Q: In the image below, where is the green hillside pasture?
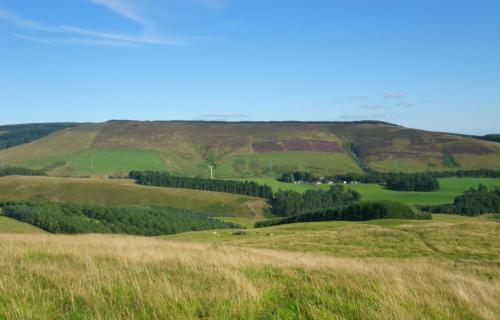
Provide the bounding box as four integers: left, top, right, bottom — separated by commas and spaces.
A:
367, 157, 447, 173
59, 149, 167, 175
452, 153, 500, 170
0, 124, 99, 170
213, 151, 362, 178
368, 154, 500, 172
163, 215, 498, 260
244, 177, 500, 206
346, 178, 500, 205
0, 176, 268, 218
0, 216, 46, 234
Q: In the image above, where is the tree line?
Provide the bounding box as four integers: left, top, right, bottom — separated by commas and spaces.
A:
129, 171, 273, 199
129, 171, 361, 216
384, 173, 439, 192
272, 185, 361, 216
0, 201, 240, 235
0, 166, 46, 177
420, 185, 500, 216
334, 169, 500, 182
472, 134, 500, 144
255, 200, 431, 228
279, 170, 440, 192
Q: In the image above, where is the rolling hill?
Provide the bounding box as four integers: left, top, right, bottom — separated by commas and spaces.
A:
0, 176, 267, 218
0, 120, 499, 177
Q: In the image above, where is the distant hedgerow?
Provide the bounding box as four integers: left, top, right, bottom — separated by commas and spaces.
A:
0, 167, 46, 177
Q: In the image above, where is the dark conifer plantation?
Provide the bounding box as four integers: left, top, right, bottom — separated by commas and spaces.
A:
0, 201, 240, 235
271, 185, 361, 216
0, 167, 46, 177
421, 185, 500, 216
129, 171, 273, 199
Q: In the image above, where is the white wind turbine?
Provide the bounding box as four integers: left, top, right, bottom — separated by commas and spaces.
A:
208, 165, 214, 180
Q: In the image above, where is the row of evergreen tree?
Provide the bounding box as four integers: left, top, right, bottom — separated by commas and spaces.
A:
0, 201, 240, 235
420, 185, 500, 216
279, 170, 440, 191
129, 171, 273, 199
256, 200, 431, 228
334, 169, 500, 183
0, 166, 46, 177
271, 185, 361, 216
384, 173, 439, 192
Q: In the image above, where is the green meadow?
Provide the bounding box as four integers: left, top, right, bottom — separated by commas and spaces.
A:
244, 177, 500, 205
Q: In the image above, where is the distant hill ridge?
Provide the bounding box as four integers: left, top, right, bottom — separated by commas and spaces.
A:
0, 120, 498, 177
0, 123, 80, 150
105, 119, 399, 125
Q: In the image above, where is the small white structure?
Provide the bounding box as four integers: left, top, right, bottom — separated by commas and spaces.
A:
208, 165, 214, 179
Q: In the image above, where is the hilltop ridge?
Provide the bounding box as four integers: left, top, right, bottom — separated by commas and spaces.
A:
0, 121, 498, 177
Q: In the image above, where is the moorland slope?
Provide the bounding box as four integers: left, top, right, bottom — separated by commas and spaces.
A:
0, 121, 499, 177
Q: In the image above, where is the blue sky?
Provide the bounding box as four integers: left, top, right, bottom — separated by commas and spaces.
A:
0, 0, 499, 134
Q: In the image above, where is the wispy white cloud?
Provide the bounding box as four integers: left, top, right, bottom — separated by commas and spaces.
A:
354, 95, 368, 100
384, 92, 405, 99
13, 34, 55, 45
14, 33, 139, 47
89, 0, 148, 25
0, 7, 189, 47
396, 102, 415, 108
61, 26, 188, 46
362, 104, 389, 110
0, 9, 59, 32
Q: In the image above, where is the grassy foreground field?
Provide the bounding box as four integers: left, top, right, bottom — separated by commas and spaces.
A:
0, 215, 498, 319
246, 177, 500, 205
0, 176, 267, 218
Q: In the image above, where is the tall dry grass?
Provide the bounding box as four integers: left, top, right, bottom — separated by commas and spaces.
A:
0, 233, 498, 319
